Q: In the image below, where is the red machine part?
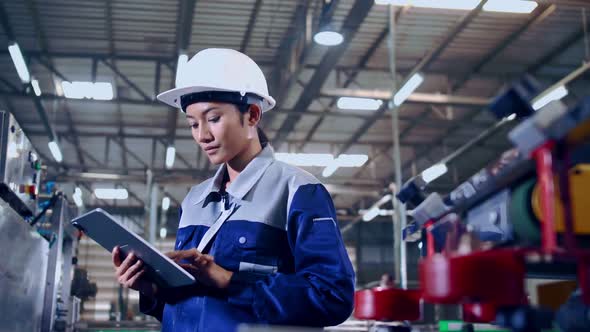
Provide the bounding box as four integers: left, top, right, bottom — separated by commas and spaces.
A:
532, 142, 557, 254
354, 287, 422, 321
462, 302, 497, 323
420, 249, 526, 306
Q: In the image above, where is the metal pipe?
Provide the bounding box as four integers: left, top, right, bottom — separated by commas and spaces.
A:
149, 182, 158, 244
388, 4, 407, 290
531, 61, 590, 105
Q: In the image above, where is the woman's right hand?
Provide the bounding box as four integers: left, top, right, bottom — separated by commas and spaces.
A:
112, 246, 157, 297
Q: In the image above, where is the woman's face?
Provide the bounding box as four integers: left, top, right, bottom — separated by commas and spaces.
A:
185, 102, 250, 165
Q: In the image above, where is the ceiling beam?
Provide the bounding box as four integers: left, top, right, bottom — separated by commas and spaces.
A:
166, 0, 197, 170
0, 2, 15, 40
272, 0, 374, 150
452, 3, 556, 90
240, 0, 263, 53
101, 59, 152, 102
297, 8, 408, 151
390, 4, 558, 182
527, 8, 590, 74
265, 0, 312, 129
332, 2, 485, 160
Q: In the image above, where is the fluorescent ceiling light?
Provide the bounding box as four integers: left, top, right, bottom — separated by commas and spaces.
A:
483, 0, 537, 14
376, 0, 538, 14
48, 141, 63, 163
421, 163, 448, 184
394, 73, 424, 106
376, 194, 393, 206
73, 187, 83, 207
275, 153, 369, 177
313, 31, 344, 46
362, 207, 381, 222
8, 42, 30, 83
31, 79, 41, 96
94, 188, 129, 200
375, 0, 480, 10
506, 113, 517, 121
165, 146, 176, 169
322, 164, 339, 178
160, 227, 167, 239
362, 194, 393, 222
162, 196, 170, 211
532, 85, 568, 111
322, 154, 371, 178
93, 82, 114, 100
337, 97, 383, 110
61, 81, 113, 100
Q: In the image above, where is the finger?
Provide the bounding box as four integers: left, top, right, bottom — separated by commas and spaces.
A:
171, 248, 202, 261
112, 246, 122, 268
165, 251, 178, 260
194, 255, 209, 267
126, 268, 146, 287
179, 263, 200, 276
121, 259, 143, 282
116, 252, 137, 277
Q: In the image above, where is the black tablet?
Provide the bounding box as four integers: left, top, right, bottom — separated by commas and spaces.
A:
72, 208, 195, 288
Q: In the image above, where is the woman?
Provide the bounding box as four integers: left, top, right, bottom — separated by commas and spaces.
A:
112, 48, 355, 331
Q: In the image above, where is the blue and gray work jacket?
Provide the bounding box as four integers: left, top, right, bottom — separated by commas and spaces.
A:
140, 144, 355, 331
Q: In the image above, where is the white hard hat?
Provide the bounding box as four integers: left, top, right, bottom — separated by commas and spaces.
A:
157, 48, 276, 112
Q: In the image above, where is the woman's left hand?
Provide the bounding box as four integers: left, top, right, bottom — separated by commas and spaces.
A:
166, 249, 233, 289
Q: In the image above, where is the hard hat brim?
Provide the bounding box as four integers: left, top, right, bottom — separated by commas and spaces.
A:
157, 86, 276, 112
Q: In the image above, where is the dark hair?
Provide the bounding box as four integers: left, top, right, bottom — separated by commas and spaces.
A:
237, 104, 270, 147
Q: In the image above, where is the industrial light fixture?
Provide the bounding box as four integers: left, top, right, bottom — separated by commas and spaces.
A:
8, 42, 30, 83
160, 227, 168, 239
31, 79, 41, 96
314, 0, 343, 46
94, 188, 129, 200
314, 30, 344, 46
483, 0, 537, 14
362, 194, 393, 222
165, 146, 176, 169
73, 187, 83, 207
375, 0, 538, 14
162, 196, 170, 211
394, 73, 424, 106
274, 153, 367, 167
531, 85, 568, 111
375, 0, 480, 10
421, 163, 448, 184
322, 154, 370, 177
337, 97, 383, 110
61, 81, 114, 100
274, 153, 368, 177
362, 207, 381, 222
48, 141, 63, 163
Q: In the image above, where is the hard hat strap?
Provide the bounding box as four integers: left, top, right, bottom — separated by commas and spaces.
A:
180, 91, 263, 112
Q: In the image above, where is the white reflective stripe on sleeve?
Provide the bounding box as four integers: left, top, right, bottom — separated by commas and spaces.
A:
312, 217, 334, 222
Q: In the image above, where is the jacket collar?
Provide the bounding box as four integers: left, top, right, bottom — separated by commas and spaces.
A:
192, 144, 275, 204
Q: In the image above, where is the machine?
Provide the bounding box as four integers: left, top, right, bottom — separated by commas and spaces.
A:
353, 78, 590, 332
0, 110, 86, 332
